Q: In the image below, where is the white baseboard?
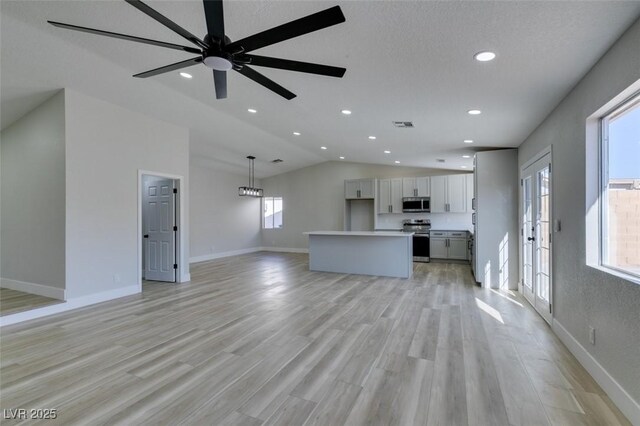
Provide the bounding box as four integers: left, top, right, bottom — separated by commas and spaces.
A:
189, 247, 262, 264
552, 320, 640, 425
1, 277, 65, 300
0, 284, 140, 327
180, 273, 191, 283
260, 247, 309, 254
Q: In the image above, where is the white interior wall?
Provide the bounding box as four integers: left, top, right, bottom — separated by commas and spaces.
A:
0, 92, 66, 299
518, 19, 640, 420
261, 161, 471, 249
189, 160, 262, 262
64, 89, 189, 299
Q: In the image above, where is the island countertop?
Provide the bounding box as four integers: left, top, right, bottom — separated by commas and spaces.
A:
304, 231, 412, 237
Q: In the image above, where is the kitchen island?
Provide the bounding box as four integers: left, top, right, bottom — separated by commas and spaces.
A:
304, 231, 413, 278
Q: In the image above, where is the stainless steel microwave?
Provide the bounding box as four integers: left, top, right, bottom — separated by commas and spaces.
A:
402, 197, 430, 213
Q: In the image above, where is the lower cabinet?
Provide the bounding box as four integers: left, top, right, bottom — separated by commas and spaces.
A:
448, 238, 468, 260
430, 237, 448, 259
430, 231, 468, 260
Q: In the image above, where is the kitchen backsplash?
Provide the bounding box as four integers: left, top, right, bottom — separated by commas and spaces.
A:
376, 212, 472, 231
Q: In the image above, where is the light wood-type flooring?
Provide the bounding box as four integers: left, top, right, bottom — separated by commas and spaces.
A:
0, 252, 630, 425
0, 289, 62, 317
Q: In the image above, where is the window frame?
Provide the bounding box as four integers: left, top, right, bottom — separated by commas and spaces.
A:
262, 196, 283, 229
598, 91, 640, 282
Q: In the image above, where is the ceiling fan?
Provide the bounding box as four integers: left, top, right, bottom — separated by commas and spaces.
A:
48, 0, 347, 100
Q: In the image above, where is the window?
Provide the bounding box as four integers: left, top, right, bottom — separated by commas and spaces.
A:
600, 93, 640, 280
263, 197, 283, 229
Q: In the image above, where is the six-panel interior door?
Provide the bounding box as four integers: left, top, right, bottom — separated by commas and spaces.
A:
144, 178, 176, 282
521, 154, 552, 323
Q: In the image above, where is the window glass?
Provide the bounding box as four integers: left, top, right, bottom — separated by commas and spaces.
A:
263, 197, 283, 229
602, 95, 640, 278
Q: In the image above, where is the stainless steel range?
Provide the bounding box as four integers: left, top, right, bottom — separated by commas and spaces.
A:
403, 219, 431, 262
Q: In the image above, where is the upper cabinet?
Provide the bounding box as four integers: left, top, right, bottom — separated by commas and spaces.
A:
402, 177, 430, 197
378, 178, 403, 214
447, 174, 466, 212
345, 179, 375, 199
430, 174, 470, 213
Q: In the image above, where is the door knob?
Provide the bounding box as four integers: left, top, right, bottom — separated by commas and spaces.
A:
527, 237, 535, 241
144, 234, 149, 238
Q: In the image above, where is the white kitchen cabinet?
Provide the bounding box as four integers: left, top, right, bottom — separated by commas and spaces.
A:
345, 180, 360, 199
466, 174, 474, 212
429, 174, 468, 213
402, 178, 417, 198
447, 174, 467, 213
416, 177, 430, 197
391, 179, 403, 213
378, 179, 391, 214
378, 178, 403, 213
345, 179, 375, 199
430, 176, 447, 212
402, 177, 430, 198
360, 179, 375, 199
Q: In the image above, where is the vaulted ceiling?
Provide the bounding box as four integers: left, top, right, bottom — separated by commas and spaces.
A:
2, 1, 639, 177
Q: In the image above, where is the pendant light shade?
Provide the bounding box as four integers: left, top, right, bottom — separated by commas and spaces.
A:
238, 156, 263, 197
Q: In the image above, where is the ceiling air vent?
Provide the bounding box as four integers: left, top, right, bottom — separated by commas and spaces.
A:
271, 159, 283, 163
436, 159, 445, 163
392, 121, 414, 128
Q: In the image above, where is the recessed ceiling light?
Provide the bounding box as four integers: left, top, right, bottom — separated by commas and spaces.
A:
462, 155, 471, 158
339, 156, 345, 160
468, 109, 482, 115
179, 72, 192, 79
464, 139, 474, 144
293, 132, 301, 136
341, 109, 352, 115
394, 160, 400, 164
368, 136, 376, 140
461, 166, 468, 169
247, 108, 257, 113
474, 51, 496, 62
384, 150, 391, 154
321, 146, 327, 150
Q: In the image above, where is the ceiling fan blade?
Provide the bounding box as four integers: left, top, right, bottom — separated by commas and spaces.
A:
47, 21, 202, 54
213, 70, 227, 99
133, 57, 203, 78
235, 65, 296, 100
241, 54, 346, 78
125, 0, 208, 49
203, 0, 225, 41
226, 5, 345, 54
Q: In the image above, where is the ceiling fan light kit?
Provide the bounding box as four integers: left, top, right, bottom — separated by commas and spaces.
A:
48, 0, 347, 100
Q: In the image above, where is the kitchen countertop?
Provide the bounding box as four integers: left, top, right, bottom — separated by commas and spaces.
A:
305, 231, 413, 237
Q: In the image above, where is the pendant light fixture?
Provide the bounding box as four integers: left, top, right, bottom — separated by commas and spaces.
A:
238, 156, 263, 197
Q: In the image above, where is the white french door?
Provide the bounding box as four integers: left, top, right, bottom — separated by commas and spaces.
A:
521, 153, 552, 323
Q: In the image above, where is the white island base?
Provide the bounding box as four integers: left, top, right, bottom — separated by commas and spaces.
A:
305, 231, 413, 279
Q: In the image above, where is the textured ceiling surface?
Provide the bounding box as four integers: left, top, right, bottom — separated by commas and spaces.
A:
2, 1, 639, 177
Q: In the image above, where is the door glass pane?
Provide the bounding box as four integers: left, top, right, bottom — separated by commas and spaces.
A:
536, 167, 550, 302
523, 176, 533, 290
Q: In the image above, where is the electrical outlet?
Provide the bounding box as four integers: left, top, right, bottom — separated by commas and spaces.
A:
589, 327, 596, 345
211, 245, 216, 253
113, 274, 121, 283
